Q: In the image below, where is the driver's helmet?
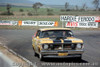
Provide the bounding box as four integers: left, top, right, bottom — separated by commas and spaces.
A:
43, 32, 49, 37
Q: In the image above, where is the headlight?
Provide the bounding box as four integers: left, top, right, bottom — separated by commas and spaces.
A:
43, 44, 49, 49
77, 43, 82, 49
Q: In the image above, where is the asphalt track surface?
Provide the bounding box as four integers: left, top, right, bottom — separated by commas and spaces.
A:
0, 30, 100, 67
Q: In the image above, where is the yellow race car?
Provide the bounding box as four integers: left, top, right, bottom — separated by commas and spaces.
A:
32, 28, 84, 61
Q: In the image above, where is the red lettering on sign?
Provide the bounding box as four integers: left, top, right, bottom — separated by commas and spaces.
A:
95, 17, 100, 22
66, 22, 78, 27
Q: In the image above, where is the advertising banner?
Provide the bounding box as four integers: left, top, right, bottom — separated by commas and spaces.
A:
10, 21, 18, 25
0, 20, 14, 25
18, 21, 58, 26
21, 21, 37, 26
95, 17, 100, 22
38, 21, 55, 26
65, 22, 98, 28
0, 20, 18, 25
60, 16, 100, 22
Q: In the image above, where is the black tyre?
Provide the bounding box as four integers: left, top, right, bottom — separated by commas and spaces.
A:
76, 55, 82, 61
34, 51, 38, 57
32, 47, 38, 57
39, 54, 44, 61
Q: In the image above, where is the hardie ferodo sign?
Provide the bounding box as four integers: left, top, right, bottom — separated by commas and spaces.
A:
60, 16, 99, 28
60, 16, 100, 22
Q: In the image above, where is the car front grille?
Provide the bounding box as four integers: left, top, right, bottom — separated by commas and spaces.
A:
49, 44, 76, 50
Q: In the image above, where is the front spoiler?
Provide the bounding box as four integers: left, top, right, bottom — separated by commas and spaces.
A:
41, 50, 84, 58
43, 54, 81, 58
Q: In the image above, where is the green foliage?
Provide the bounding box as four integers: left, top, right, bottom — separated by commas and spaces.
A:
19, 9, 24, 12
65, 2, 69, 11
21, 13, 25, 16
0, 12, 14, 15
6, 4, 12, 14
27, 12, 33, 16
60, 9, 66, 12
0, 6, 100, 16
92, 0, 100, 11
47, 9, 54, 15
33, 2, 43, 15
0, 4, 14, 15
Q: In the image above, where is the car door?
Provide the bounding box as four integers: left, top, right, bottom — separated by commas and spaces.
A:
33, 30, 41, 53
32, 31, 37, 50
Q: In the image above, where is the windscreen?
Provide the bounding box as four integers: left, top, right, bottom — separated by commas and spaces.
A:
40, 30, 73, 38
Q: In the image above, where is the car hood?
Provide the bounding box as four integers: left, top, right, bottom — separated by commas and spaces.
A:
38, 37, 83, 44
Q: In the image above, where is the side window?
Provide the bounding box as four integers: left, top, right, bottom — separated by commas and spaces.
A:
36, 30, 41, 37
68, 31, 74, 37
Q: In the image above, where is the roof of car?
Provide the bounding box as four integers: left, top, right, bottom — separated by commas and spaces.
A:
39, 28, 71, 31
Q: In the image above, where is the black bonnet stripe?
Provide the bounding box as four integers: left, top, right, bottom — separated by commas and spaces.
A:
53, 40, 72, 43
53, 40, 61, 43
64, 40, 72, 43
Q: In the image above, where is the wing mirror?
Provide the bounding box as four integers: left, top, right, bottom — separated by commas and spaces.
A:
37, 36, 39, 39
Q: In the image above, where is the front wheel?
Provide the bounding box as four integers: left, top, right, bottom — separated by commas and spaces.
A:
39, 54, 44, 61
76, 55, 82, 61
32, 47, 38, 57
34, 51, 38, 57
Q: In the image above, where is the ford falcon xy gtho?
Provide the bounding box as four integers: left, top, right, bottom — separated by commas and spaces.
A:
32, 28, 84, 61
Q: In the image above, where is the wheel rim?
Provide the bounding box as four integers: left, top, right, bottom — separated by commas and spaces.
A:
39, 54, 42, 59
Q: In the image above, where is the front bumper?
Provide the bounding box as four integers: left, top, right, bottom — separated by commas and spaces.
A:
41, 50, 84, 58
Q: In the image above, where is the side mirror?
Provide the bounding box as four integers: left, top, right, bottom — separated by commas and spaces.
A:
32, 36, 34, 39
37, 36, 39, 39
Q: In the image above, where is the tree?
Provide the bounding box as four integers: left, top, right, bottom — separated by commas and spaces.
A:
6, 4, 11, 14
92, 0, 100, 11
82, 3, 86, 11
47, 9, 53, 15
19, 9, 24, 12
75, 5, 79, 10
65, 2, 69, 11
32, 2, 43, 15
